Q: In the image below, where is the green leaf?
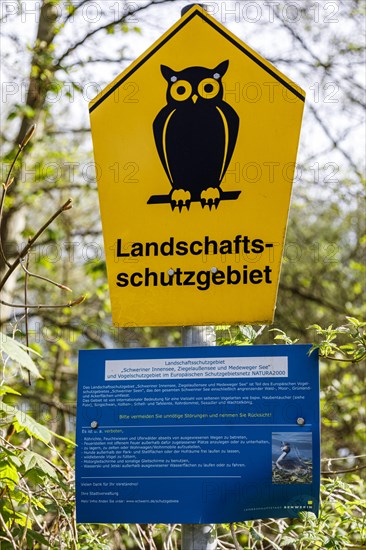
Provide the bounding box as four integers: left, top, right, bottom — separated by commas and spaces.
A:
14, 411, 51, 444
30, 496, 47, 512
22, 450, 38, 471
1, 508, 32, 528
7, 453, 22, 469
0, 458, 19, 488
26, 529, 51, 547
0, 400, 17, 418
13, 510, 32, 528
239, 325, 257, 341
21, 450, 58, 480
0, 385, 21, 396
346, 316, 366, 327
0, 332, 42, 378
48, 429, 76, 446
0, 401, 52, 443
26, 468, 45, 485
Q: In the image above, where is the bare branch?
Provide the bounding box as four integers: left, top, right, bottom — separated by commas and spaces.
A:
43, 315, 107, 348
0, 125, 37, 269
16, 393, 76, 415
272, 4, 325, 66
0, 513, 17, 550
320, 354, 365, 363
0, 187, 13, 269
63, 0, 90, 24
0, 198, 72, 291
48, 128, 90, 135
321, 464, 366, 475
62, 55, 133, 70
229, 525, 241, 550
0, 295, 85, 310
280, 283, 349, 314
19, 257, 72, 292
24, 250, 31, 385
308, 104, 364, 179
55, 0, 175, 66
321, 454, 366, 462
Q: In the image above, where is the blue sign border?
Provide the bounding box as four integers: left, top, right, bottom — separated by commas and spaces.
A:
76, 344, 319, 524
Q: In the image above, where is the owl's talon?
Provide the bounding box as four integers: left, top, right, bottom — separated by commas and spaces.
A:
177, 199, 191, 212
200, 187, 221, 209
170, 189, 191, 212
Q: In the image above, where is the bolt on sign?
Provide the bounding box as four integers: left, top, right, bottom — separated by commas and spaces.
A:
89, 5, 305, 327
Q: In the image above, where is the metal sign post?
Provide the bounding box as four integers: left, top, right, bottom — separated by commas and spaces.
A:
179, 9, 222, 546
182, 324, 217, 550
182, 522, 217, 550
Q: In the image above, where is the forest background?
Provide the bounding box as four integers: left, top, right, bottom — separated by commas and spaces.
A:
0, 1, 365, 549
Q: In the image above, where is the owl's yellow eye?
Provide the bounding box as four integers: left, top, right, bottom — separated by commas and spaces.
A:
171, 80, 192, 101
198, 78, 220, 99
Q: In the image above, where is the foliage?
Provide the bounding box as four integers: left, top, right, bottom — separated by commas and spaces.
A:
0, 331, 41, 379
309, 316, 366, 362
0, 363, 76, 549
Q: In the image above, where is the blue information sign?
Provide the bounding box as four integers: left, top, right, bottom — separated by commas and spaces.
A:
76, 345, 319, 523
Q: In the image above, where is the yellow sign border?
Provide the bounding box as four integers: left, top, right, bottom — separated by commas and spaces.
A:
89, 4, 306, 327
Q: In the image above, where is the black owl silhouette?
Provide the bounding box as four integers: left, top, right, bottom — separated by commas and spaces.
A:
149, 60, 240, 211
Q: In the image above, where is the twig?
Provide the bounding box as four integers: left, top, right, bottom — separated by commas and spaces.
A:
0, 512, 17, 550
122, 526, 145, 550
164, 524, 178, 550
230, 524, 242, 550
321, 464, 366, 475
0, 125, 36, 268
5, 486, 17, 532
18, 491, 32, 547
55, 0, 175, 66
321, 454, 366, 462
19, 394, 76, 415
19, 257, 72, 292
62, 0, 90, 23
308, 104, 364, 179
0, 295, 85, 310
280, 283, 348, 314
0, 208, 12, 267
0, 177, 15, 269
24, 250, 31, 386
320, 354, 365, 363
0, 198, 72, 291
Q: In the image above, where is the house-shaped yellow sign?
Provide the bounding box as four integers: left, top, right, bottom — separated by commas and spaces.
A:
89, 5, 305, 327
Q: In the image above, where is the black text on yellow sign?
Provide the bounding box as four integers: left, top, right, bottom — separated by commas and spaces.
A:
89, 5, 305, 327
116, 235, 273, 290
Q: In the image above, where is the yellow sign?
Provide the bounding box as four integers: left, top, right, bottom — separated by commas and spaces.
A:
89, 5, 305, 327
